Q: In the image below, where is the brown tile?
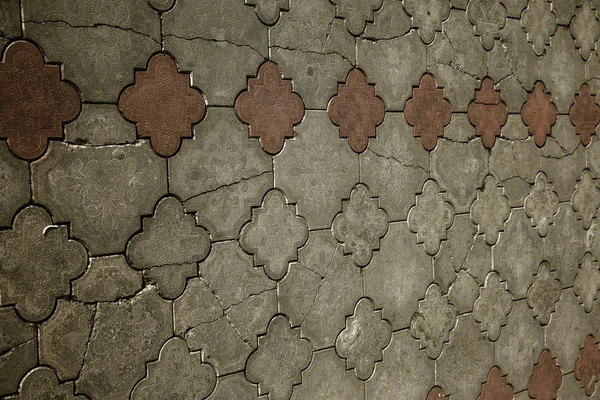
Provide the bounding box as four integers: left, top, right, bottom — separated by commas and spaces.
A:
235, 61, 305, 155
118, 52, 205, 157
404, 73, 451, 151
569, 84, 600, 146
521, 81, 557, 148
477, 367, 513, 400
328, 69, 385, 153
467, 77, 508, 149
574, 335, 600, 396
528, 349, 563, 400
426, 386, 449, 400
0, 40, 80, 160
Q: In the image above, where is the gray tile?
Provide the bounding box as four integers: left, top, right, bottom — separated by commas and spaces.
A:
65, 104, 136, 145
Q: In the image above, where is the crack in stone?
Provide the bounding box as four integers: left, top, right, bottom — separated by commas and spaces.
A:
183, 170, 272, 203
164, 33, 264, 58
301, 246, 339, 325
24, 19, 160, 45
429, 60, 481, 82
0, 338, 35, 359
361, 27, 417, 42
321, 15, 336, 53
270, 44, 355, 66
367, 148, 429, 173
78, 303, 97, 380
542, 137, 581, 159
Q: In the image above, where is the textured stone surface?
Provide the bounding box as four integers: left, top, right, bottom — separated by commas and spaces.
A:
72, 255, 142, 302
0, 142, 29, 228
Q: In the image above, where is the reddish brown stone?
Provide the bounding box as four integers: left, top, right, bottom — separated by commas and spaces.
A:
426, 386, 449, 400
467, 77, 508, 149
521, 81, 557, 148
569, 84, 600, 146
404, 74, 451, 151
528, 349, 563, 400
328, 69, 385, 153
0, 40, 80, 160
477, 367, 513, 400
235, 61, 305, 155
118, 52, 205, 158
574, 335, 600, 396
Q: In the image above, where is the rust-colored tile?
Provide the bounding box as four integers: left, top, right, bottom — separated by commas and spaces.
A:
477, 367, 513, 400
521, 81, 557, 148
467, 77, 508, 149
574, 335, 600, 396
0, 40, 80, 160
118, 52, 205, 158
569, 84, 600, 146
404, 74, 451, 151
426, 386, 449, 400
235, 61, 305, 155
528, 349, 563, 400
328, 69, 385, 153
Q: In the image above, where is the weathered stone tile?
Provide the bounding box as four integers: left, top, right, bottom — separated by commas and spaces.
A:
522, 81, 558, 148
494, 209, 543, 300
131, 337, 217, 400
270, 0, 355, 60
448, 269, 480, 313
65, 104, 136, 145
366, 330, 435, 399
245, 0, 289, 25
521, 0, 557, 56
0, 206, 88, 322
76, 287, 172, 400
547, 288, 600, 373
408, 179, 454, 256
240, 189, 308, 280
169, 107, 272, 239
431, 138, 488, 213
199, 241, 275, 310
468, 78, 509, 148
436, 315, 494, 400
236, 62, 304, 155
39, 300, 94, 381
207, 372, 258, 400
270, 48, 353, 110
363, 0, 411, 40
25, 23, 159, 102
410, 283, 457, 359
0, 143, 29, 228
471, 175, 511, 245
445, 113, 476, 142
336, 297, 391, 380
297, 229, 339, 278
330, 0, 382, 36
227, 289, 278, 348
277, 262, 322, 328
32, 142, 166, 255
541, 122, 583, 189
332, 183, 389, 267
358, 31, 427, 111
572, 169, 600, 229
573, 252, 600, 313
246, 315, 312, 400
292, 348, 363, 399
365, 222, 432, 330
495, 300, 544, 392
473, 271, 513, 341
274, 111, 358, 230
142, 263, 197, 300
7, 366, 86, 400
163, 35, 264, 107
574, 335, 600, 397
173, 277, 223, 336
360, 112, 429, 222
571, 0, 600, 61
404, 0, 450, 45
0, 307, 36, 397
118, 52, 206, 158
527, 261, 562, 325
586, 135, 600, 178
467, 0, 507, 51
502, 114, 529, 140
544, 205, 586, 288
554, 0, 582, 25
524, 171, 559, 237
72, 255, 142, 302
540, 28, 586, 114
528, 349, 563, 400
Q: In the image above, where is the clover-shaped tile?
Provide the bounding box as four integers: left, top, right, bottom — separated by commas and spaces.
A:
0, 206, 88, 322
403, 0, 451, 44
526, 261, 561, 325
235, 62, 305, 155
0, 41, 80, 160
524, 172, 559, 237
569, 84, 600, 146
328, 69, 385, 153
572, 169, 600, 230
9, 367, 86, 400
528, 349, 562, 400
521, 82, 557, 147
335, 297, 391, 380
332, 183, 389, 267
245, 0, 290, 25
574, 335, 600, 397
410, 283, 457, 359
240, 189, 309, 281
467, 0, 507, 50
467, 77, 508, 149
246, 315, 312, 400
571, 0, 600, 61
521, 0, 557, 56
330, 0, 383, 35
118, 52, 206, 157
473, 271, 513, 341
573, 252, 600, 313
408, 179, 454, 256
470, 175, 511, 245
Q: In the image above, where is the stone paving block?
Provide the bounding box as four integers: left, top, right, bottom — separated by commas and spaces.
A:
65, 104, 136, 145
72, 255, 142, 302
0, 143, 29, 228
0, 307, 36, 396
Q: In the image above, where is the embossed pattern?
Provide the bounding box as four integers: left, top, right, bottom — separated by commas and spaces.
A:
0, 1, 598, 398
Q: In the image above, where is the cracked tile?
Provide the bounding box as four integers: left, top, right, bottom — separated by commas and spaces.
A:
0, 307, 36, 397
65, 104, 136, 146
72, 255, 142, 302
0, 142, 29, 228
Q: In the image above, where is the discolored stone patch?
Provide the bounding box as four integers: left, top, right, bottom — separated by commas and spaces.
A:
467, 77, 508, 149
405, 74, 452, 151
521, 81, 557, 147
235, 61, 305, 155
328, 69, 385, 153
569, 84, 600, 146
118, 52, 206, 157
0, 40, 80, 160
